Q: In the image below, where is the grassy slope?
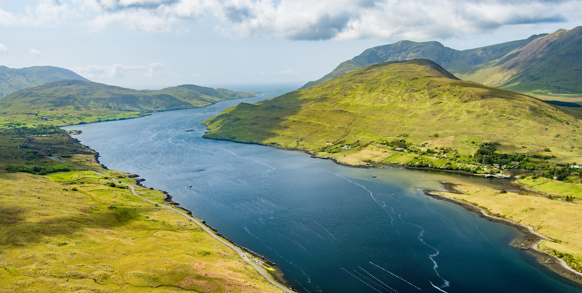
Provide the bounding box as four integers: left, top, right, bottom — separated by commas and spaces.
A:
0, 80, 254, 128
437, 184, 582, 273
0, 156, 283, 292
0, 93, 281, 292
0, 66, 88, 98
205, 60, 582, 165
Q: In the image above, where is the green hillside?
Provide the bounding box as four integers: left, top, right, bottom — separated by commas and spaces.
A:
0, 80, 253, 127
205, 60, 582, 170
0, 66, 88, 97
302, 27, 581, 95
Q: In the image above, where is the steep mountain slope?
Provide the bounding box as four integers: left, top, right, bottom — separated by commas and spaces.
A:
0, 66, 88, 97
463, 26, 582, 94
205, 60, 582, 163
302, 27, 581, 94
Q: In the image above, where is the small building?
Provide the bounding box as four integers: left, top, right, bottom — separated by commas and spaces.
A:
572, 165, 582, 169
511, 161, 520, 165
341, 145, 351, 150
493, 164, 500, 169
326, 142, 333, 146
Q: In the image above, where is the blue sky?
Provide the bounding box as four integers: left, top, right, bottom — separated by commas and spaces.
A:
0, 0, 580, 89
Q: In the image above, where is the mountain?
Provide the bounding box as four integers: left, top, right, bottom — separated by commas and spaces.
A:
0, 65, 88, 97
0, 80, 254, 123
302, 27, 582, 95
204, 60, 582, 164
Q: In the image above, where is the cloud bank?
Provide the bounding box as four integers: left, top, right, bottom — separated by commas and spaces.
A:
73, 63, 164, 79
0, 0, 580, 40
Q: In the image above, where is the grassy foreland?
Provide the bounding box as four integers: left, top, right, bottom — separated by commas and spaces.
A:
434, 184, 582, 277
0, 89, 286, 291
204, 59, 582, 278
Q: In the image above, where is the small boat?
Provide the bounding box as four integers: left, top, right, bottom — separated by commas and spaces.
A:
188, 184, 192, 189
392, 193, 397, 198
372, 174, 377, 178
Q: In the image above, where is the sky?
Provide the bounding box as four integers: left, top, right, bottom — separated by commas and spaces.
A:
0, 0, 580, 89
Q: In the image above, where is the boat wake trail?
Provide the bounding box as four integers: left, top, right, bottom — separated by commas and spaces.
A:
216, 147, 276, 173
358, 266, 398, 292
328, 172, 394, 226
399, 214, 450, 291
369, 262, 421, 290
313, 219, 337, 240
430, 281, 449, 293
341, 268, 384, 293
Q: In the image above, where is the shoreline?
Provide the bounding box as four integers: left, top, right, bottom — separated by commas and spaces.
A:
202, 136, 582, 287
423, 182, 582, 286
202, 136, 514, 177
81, 142, 294, 292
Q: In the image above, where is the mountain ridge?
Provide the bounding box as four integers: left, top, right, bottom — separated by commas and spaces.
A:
302, 27, 581, 94
0, 79, 254, 126
0, 65, 88, 97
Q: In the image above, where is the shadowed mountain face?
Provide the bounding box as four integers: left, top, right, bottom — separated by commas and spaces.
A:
0, 79, 254, 114
0, 66, 88, 98
205, 59, 581, 157
303, 27, 582, 94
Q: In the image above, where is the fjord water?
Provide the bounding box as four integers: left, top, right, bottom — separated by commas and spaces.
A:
64, 87, 580, 293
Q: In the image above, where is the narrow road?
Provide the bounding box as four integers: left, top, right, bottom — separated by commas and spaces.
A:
48, 156, 295, 293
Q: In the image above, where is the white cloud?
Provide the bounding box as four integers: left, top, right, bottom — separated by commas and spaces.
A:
0, 0, 580, 40
29, 48, 43, 57
0, 44, 7, 53
73, 63, 164, 79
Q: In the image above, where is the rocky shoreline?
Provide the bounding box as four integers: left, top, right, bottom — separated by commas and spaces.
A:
424, 182, 582, 286
86, 144, 292, 290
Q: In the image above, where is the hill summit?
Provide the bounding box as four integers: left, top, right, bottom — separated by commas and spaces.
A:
0, 65, 88, 97
205, 59, 582, 165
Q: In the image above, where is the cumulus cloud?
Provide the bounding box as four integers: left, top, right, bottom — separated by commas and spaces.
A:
212, 0, 575, 41
0, 43, 7, 53
73, 63, 164, 79
29, 48, 43, 57
0, 0, 580, 40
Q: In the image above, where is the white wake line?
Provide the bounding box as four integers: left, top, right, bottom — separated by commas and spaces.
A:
342, 268, 383, 293
216, 147, 276, 172
327, 171, 394, 226
359, 266, 398, 292
369, 262, 421, 291
403, 217, 450, 290
429, 281, 449, 293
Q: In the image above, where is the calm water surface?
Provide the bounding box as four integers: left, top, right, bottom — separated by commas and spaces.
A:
64, 86, 581, 293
